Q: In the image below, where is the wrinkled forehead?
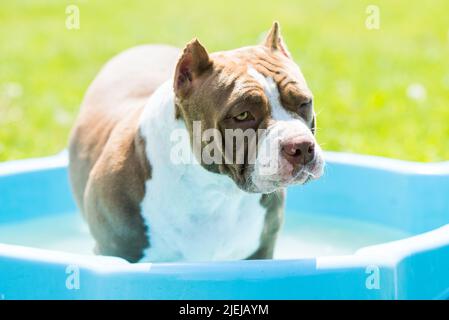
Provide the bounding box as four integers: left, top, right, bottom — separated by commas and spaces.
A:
210, 46, 311, 105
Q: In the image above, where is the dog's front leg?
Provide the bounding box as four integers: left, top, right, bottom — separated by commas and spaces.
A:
246, 191, 284, 260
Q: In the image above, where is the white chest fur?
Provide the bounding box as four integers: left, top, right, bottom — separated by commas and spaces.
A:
138, 81, 266, 262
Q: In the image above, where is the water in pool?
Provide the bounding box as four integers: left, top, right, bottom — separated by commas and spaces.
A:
0, 211, 410, 259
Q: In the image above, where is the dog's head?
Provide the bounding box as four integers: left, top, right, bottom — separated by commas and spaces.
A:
173, 22, 324, 193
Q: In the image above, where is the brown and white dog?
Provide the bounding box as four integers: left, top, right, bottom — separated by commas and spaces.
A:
68, 22, 324, 263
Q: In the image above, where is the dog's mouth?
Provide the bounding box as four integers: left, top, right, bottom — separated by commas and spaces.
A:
247, 154, 325, 193
222, 161, 323, 193
289, 166, 318, 185
292, 159, 323, 182
261, 166, 315, 185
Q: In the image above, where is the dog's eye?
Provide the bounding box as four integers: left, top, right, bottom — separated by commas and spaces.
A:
233, 111, 254, 122
299, 99, 313, 110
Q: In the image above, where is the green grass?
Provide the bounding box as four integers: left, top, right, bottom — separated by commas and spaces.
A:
1, 0, 449, 162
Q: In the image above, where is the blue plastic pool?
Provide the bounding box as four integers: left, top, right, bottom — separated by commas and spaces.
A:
1, 151, 449, 299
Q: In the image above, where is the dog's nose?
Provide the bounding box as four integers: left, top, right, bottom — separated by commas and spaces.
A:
281, 137, 315, 166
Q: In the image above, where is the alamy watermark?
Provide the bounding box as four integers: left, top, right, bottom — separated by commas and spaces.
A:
65, 5, 80, 30
365, 5, 380, 30
65, 264, 80, 290
365, 265, 380, 290
169, 121, 282, 176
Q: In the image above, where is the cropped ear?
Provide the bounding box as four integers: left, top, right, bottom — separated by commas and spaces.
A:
262, 21, 291, 58
174, 39, 212, 98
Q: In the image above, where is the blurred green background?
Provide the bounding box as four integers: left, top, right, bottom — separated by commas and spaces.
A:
1, 0, 448, 162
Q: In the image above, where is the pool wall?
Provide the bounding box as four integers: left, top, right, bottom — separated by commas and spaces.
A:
1, 151, 449, 300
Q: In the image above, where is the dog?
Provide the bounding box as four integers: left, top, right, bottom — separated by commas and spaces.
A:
68, 22, 324, 263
